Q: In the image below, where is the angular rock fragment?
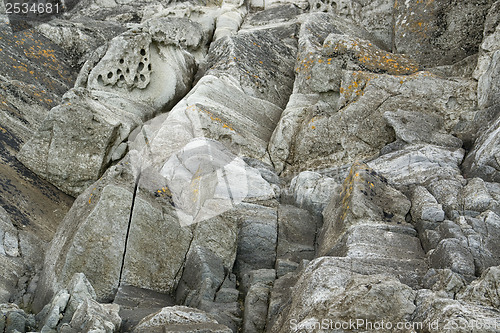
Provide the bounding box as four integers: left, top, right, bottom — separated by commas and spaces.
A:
132, 306, 232, 333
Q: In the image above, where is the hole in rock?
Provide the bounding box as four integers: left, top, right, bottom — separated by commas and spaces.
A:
107, 72, 113, 79
138, 62, 145, 71
140, 49, 146, 56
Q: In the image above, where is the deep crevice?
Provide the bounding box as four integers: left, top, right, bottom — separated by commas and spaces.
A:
118, 173, 140, 288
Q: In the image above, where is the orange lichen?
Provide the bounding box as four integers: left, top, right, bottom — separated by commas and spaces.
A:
187, 104, 235, 131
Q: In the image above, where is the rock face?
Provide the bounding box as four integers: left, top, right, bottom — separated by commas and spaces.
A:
394, 0, 493, 67
269, 258, 417, 333
4, 0, 500, 333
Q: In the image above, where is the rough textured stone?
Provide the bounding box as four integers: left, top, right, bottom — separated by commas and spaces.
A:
461, 178, 494, 212
208, 23, 296, 108
411, 186, 445, 223
18, 88, 153, 196
422, 268, 467, 299
413, 289, 500, 333
457, 265, 500, 308
0, 304, 36, 333
394, 0, 493, 67
271, 70, 475, 175
175, 245, 225, 308
309, 0, 393, 49
269, 258, 417, 333
286, 171, 341, 215
243, 282, 271, 333
318, 163, 413, 256
149, 74, 285, 167
160, 138, 275, 227
8, 1, 500, 332
475, 2, 500, 108
315, 163, 427, 289
37, 183, 133, 305
18, 23, 197, 197
369, 144, 465, 188
87, 30, 196, 110
120, 187, 192, 295
430, 238, 476, 278
60, 300, 121, 333
132, 306, 232, 333
384, 110, 463, 148
276, 205, 317, 263
35, 18, 126, 66
461, 212, 500, 274
463, 113, 500, 183
234, 204, 277, 277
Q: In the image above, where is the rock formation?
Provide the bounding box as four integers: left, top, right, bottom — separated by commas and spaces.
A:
1, 0, 500, 332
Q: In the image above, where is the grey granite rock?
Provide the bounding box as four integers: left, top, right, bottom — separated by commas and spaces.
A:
132, 306, 232, 333
413, 289, 500, 333
411, 186, 445, 223
268, 258, 417, 333
394, 0, 492, 67
276, 205, 317, 263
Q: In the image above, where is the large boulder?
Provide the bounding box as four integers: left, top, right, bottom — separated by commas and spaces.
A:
413, 289, 500, 333
86, 30, 196, 110
368, 144, 465, 189
268, 258, 417, 333
207, 24, 297, 108
37, 273, 121, 333
270, 69, 475, 175
18, 22, 197, 197
457, 265, 500, 308
18, 88, 154, 197
318, 163, 428, 286
132, 306, 232, 333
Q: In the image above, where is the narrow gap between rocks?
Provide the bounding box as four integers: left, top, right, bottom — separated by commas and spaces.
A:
117, 174, 140, 291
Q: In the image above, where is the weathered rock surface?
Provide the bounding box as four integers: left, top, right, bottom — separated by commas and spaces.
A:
37, 273, 121, 333
268, 258, 417, 333
132, 306, 232, 333
271, 70, 475, 175
285, 171, 341, 215
463, 112, 500, 183
0, 303, 36, 333
5, 1, 500, 333
413, 289, 500, 333
18, 19, 198, 196
394, 0, 493, 67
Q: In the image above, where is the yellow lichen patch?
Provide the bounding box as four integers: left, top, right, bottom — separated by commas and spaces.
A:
187, 104, 235, 132
0, 126, 7, 134
88, 187, 97, 204
327, 36, 420, 75
339, 71, 376, 104
154, 186, 172, 198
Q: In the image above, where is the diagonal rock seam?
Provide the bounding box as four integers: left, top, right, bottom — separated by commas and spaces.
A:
118, 173, 140, 292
